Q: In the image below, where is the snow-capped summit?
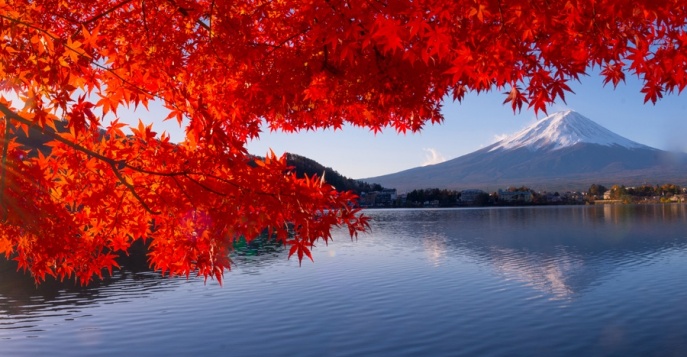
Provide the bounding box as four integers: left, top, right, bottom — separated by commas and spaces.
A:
489, 110, 647, 152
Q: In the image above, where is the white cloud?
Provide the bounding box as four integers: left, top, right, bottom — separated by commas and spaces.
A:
422, 148, 446, 166
493, 133, 508, 142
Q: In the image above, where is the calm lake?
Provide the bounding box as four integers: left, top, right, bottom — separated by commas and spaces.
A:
2, 205, 687, 356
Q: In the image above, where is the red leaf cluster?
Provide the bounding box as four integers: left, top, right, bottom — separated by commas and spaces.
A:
0, 0, 684, 284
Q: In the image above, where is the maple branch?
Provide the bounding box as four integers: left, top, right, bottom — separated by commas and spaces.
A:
0, 12, 188, 121
172, 176, 195, 204
0, 105, 114, 164
497, 0, 504, 31
123, 162, 279, 199
0, 13, 160, 99
363, 0, 383, 13
122, 164, 188, 177
121, 161, 232, 198
103, 192, 126, 239
0, 103, 276, 211
0, 103, 160, 215
83, 0, 137, 25
209, 0, 215, 38
109, 160, 160, 215
182, 173, 227, 197
321, 45, 341, 75
0, 116, 9, 222
141, 0, 151, 41
167, 0, 211, 32
265, 27, 312, 56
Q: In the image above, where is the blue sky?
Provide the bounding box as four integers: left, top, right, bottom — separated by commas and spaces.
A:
245, 71, 687, 179
60, 69, 685, 180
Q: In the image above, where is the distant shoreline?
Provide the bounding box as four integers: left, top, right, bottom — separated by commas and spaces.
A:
361, 201, 687, 210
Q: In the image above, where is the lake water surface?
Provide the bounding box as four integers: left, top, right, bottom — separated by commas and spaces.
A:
2, 205, 687, 356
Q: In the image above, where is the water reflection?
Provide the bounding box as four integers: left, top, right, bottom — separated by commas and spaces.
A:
0, 236, 287, 319
1, 205, 687, 356
0, 242, 168, 321
421, 232, 448, 267
488, 247, 584, 299
229, 235, 287, 274
367, 205, 687, 300
4, 205, 682, 311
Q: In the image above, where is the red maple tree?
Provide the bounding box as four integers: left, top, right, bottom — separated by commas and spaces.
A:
0, 0, 684, 284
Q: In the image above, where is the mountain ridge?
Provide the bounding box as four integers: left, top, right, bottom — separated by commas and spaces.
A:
363, 111, 687, 192
285, 153, 388, 194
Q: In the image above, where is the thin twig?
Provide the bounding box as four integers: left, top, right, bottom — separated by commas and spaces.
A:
108, 160, 159, 214
83, 0, 137, 25
0, 116, 10, 221
0, 103, 159, 214
183, 173, 227, 196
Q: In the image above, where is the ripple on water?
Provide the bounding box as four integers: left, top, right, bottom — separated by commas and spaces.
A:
2, 206, 687, 356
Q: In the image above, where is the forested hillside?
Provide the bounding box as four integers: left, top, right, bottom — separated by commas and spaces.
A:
285, 153, 386, 194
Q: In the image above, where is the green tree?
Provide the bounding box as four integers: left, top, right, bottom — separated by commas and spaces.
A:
588, 184, 608, 199
627, 184, 656, 197
659, 183, 680, 196
473, 192, 491, 206
609, 185, 627, 200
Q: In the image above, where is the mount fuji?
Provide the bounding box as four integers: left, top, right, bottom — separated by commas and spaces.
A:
363, 110, 687, 192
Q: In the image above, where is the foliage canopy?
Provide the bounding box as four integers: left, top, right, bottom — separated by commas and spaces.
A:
0, 0, 685, 283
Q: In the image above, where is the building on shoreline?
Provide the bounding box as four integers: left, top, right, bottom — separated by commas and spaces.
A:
359, 189, 398, 207
497, 189, 533, 203
459, 189, 487, 204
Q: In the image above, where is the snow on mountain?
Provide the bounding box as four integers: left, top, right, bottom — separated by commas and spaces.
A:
489, 110, 647, 152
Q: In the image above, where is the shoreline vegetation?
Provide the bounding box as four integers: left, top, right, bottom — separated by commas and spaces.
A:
284, 153, 686, 209
356, 183, 687, 208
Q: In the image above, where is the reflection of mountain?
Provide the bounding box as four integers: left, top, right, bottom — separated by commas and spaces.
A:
368, 205, 687, 299
486, 247, 585, 299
